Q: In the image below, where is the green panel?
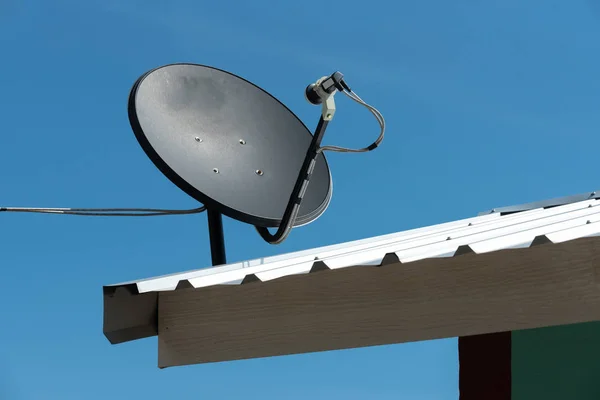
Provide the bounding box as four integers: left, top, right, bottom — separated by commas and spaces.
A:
512, 321, 600, 399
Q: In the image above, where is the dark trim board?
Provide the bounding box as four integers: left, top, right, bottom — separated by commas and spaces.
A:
459, 332, 511, 400
103, 287, 157, 344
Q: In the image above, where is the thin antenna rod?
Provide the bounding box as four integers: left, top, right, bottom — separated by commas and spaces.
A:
207, 209, 227, 266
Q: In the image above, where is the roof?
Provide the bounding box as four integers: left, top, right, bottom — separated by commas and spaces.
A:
107, 190, 600, 295
103, 190, 600, 366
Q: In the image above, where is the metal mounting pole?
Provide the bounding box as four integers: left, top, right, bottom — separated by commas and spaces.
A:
255, 116, 329, 244
207, 208, 226, 266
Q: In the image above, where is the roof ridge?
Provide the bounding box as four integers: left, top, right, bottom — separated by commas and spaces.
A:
478, 190, 600, 216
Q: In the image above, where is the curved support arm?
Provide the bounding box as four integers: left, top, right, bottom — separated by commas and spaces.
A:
255, 117, 330, 244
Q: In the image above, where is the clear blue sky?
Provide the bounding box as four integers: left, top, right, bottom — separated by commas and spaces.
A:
1, 0, 599, 399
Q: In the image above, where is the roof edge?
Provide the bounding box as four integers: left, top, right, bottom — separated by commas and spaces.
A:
104, 234, 567, 345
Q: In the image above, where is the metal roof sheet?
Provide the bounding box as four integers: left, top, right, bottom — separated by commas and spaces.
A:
107, 194, 600, 294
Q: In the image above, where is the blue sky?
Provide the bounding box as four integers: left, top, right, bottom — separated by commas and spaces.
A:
1, 0, 599, 399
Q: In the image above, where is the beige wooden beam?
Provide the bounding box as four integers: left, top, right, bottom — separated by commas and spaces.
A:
157, 236, 600, 368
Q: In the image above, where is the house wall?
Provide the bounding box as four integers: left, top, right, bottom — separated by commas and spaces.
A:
512, 321, 600, 399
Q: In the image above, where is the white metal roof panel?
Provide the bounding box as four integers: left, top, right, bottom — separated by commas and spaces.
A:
109, 197, 600, 294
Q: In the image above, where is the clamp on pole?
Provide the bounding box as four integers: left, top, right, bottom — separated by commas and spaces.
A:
304, 71, 347, 121
309, 76, 337, 121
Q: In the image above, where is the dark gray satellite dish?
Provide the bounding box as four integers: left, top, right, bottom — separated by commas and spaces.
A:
127, 63, 385, 266
0, 63, 384, 268
128, 63, 332, 228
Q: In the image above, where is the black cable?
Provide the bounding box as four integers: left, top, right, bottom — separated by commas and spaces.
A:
316, 87, 385, 154
0, 206, 206, 216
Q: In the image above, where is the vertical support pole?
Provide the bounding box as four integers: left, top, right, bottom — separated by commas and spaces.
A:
459, 332, 512, 400
207, 208, 226, 266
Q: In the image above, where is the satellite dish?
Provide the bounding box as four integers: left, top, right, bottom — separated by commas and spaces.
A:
127, 63, 332, 228
125, 63, 385, 265
1, 62, 384, 267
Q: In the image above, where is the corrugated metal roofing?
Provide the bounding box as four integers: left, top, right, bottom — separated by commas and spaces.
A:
108, 193, 600, 294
